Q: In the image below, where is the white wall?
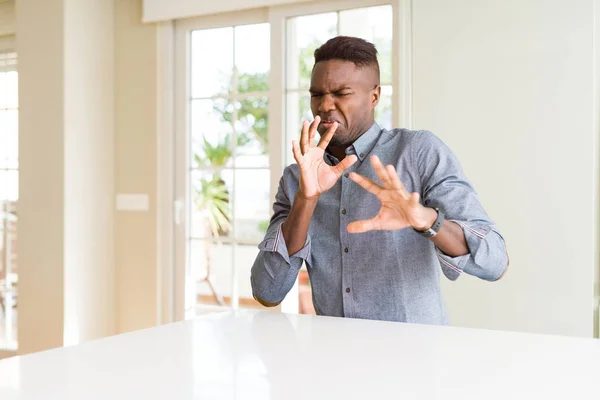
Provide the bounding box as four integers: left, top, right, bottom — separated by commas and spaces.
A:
114, 0, 161, 334
11, 0, 163, 352
4, 0, 164, 354
412, 0, 598, 337
16, 0, 66, 354
17, 0, 115, 354
63, 0, 115, 346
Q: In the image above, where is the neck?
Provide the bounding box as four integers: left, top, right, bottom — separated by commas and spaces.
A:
328, 145, 347, 161
327, 122, 375, 161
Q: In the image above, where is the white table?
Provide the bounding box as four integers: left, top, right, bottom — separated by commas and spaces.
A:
1, 310, 599, 399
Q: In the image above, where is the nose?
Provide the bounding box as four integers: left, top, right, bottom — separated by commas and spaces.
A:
317, 93, 336, 113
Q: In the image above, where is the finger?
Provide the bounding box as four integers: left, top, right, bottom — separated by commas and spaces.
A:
347, 218, 380, 233
331, 154, 358, 177
348, 172, 382, 196
386, 164, 410, 198
300, 120, 310, 154
370, 155, 393, 188
292, 140, 303, 164
308, 116, 321, 149
409, 192, 421, 204
308, 116, 320, 148
317, 121, 338, 150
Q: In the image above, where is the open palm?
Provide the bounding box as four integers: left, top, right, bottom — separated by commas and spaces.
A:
347, 155, 434, 233
292, 116, 357, 200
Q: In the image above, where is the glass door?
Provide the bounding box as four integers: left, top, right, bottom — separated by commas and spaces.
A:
173, 1, 405, 320
284, 4, 394, 166
175, 11, 274, 318
280, 2, 394, 314
0, 46, 18, 350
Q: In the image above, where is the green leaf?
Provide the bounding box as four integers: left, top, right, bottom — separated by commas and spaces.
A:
193, 176, 231, 238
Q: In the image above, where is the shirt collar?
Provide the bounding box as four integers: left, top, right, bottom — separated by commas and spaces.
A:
350, 122, 382, 162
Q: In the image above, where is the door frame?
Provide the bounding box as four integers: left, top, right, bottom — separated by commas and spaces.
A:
164, 0, 413, 322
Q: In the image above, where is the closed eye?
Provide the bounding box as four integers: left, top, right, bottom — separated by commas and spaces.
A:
310, 91, 353, 98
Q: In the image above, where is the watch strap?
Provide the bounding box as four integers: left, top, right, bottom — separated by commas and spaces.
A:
414, 208, 445, 238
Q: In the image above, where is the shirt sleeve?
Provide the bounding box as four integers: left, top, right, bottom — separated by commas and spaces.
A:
412, 130, 509, 282
250, 168, 311, 304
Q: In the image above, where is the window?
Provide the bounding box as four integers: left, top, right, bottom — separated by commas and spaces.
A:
281, 4, 393, 314
173, 1, 407, 319
284, 5, 393, 166
0, 45, 18, 350
176, 12, 273, 316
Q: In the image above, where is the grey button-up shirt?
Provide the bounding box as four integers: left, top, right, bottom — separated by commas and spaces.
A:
251, 123, 508, 325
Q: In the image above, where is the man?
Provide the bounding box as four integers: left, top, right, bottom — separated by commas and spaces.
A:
250, 36, 509, 325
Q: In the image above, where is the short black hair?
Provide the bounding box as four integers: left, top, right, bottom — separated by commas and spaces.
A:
313, 36, 380, 78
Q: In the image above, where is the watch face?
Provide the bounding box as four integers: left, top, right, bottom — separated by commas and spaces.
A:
417, 228, 435, 238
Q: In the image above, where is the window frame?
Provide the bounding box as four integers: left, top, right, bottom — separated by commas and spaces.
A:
268, 0, 412, 132
0, 33, 18, 354
174, 9, 272, 320
169, 0, 412, 321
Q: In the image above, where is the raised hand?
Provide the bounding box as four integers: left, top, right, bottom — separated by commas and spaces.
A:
347, 155, 437, 233
292, 116, 358, 200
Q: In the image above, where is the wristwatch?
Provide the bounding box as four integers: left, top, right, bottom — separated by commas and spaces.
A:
413, 207, 445, 238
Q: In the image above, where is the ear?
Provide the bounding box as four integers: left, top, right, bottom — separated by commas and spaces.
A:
372, 85, 381, 108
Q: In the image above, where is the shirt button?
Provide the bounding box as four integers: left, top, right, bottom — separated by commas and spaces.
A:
359, 153, 365, 158
346, 287, 351, 293
344, 173, 349, 178
344, 247, 349, 253
341, 209, 347, 215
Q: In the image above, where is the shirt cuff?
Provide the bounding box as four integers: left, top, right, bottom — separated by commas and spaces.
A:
258, 222, 311, 264
435, 220, 492, 280
435, 248, 469, 281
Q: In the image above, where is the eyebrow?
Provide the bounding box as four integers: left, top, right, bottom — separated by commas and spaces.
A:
309, 86, 354, 93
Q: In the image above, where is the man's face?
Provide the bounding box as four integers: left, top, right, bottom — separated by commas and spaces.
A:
310, 59, 380, 147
